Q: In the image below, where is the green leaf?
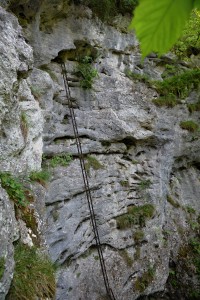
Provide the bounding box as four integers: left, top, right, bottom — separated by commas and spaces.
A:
130, 0, 194, 57
194, 0, 200, 10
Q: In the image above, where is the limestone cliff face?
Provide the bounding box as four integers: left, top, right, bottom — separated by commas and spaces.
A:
0, 1, 200, 300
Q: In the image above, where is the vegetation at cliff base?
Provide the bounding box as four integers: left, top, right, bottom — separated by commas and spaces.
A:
7, 243, 56, 300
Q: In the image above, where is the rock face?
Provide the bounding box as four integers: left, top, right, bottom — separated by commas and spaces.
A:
0, 1, 200, 299
0, 6, 43, 174
0, 187, 18, 300
0, 6, 44, 299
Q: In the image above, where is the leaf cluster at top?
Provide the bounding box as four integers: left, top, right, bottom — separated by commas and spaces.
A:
130, 0, 200, 57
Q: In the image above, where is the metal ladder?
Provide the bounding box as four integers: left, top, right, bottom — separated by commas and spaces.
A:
61, 62, 116, 300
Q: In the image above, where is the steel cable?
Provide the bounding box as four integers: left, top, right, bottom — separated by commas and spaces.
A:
61, 62, 116, 300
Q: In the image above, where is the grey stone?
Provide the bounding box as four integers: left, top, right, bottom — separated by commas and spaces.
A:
0, 186, 18, 300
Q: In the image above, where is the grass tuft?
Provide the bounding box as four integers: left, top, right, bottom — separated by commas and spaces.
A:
49, 154, 72, 168
0, 172, 29, 207
7, 243, 56, 300
116, 204, 155, 229
180, 120, 199, 132
29, 170, 51, 186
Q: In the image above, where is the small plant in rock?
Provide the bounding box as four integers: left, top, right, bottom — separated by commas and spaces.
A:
29, 170, 51, 186
138, 179, 151, 190
116, 204, 155, 229
152, 94, 177, 108
49, 154, 72, 168
119, 249, 133, 267
0, 257, 5, 280
7, 243, 56, 300
30, 86, 43, 99
180, 120, 199, 132
187, 101, 200, 113
133, 230, 144, 243
120, 180, 129, 187
167, 195, 180, 208
0, 172, 29, 207
135, 266, 155, 292
125, 69, 150, 85
20, 112, 29, 140
76, 56, 98, 89
85, 155, 104, 174
185, 206, 196, 214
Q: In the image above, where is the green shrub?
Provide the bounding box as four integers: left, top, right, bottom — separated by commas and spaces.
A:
116, 204, 155, 229
0, 172, 28, 207
7, 243, 56, 300
49, 154, 72, 168
0, 257, 5, 280
180, 120, 199, 132
76, 56, 98, 89
29, 170, 51, 186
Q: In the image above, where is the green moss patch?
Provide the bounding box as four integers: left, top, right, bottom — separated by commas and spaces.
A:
116, 204, 155, 229
180, 120, 199, 132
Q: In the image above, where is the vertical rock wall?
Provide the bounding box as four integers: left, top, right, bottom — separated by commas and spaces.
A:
0, 1, 200, 299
